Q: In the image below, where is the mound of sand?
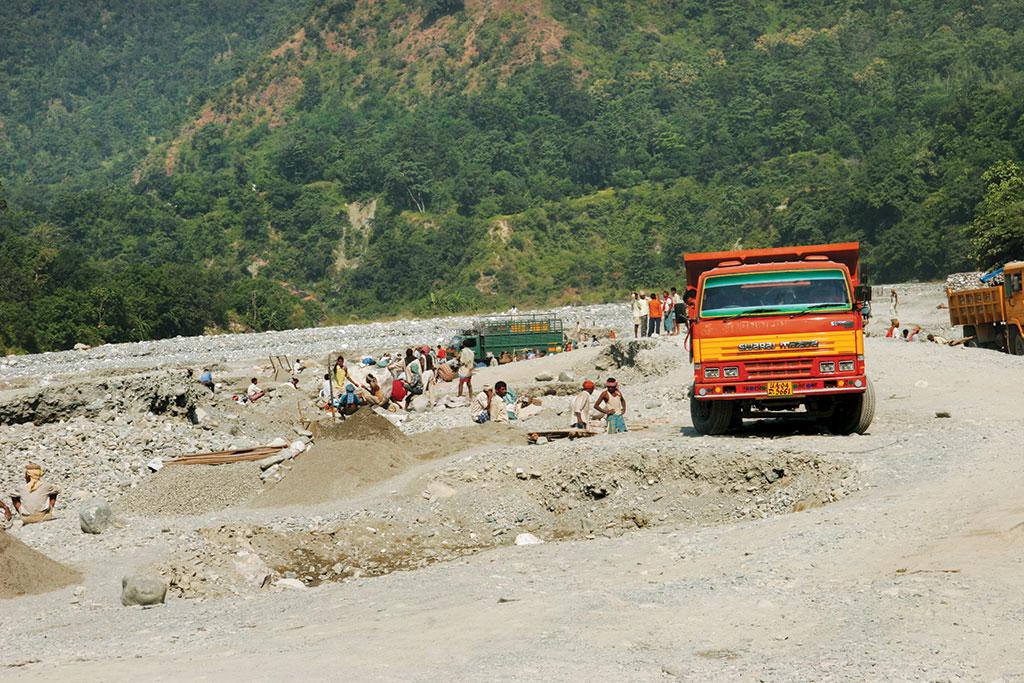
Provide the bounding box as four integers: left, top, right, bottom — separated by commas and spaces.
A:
250, 440, 413, 508
117, 462, 263, 517
319, 409, 407, 443
1, 532, 81, 599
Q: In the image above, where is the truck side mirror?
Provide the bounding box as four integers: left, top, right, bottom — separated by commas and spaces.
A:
854, 284, 872, 302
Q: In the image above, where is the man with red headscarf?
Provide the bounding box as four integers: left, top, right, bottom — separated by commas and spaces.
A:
571, 380, 596, 429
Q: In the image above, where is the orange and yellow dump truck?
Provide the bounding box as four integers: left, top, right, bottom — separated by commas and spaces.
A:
946, 262, 1024, 355
685, 242, 875, 435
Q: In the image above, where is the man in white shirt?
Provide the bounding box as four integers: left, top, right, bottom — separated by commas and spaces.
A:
571, 380, 596, 429
458, 344, 475, 397
472, 384, 493, 423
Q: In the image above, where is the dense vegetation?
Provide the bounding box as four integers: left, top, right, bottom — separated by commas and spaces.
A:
3, 0, 1024, 352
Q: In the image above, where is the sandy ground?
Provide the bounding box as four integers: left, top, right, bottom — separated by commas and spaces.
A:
3, 284, 1024, 680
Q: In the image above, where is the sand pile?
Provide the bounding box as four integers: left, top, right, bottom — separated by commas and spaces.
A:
251, 440, 414, 508
117, 463, 263, 516
319, 409, 407, 443
1, 532, 81, 599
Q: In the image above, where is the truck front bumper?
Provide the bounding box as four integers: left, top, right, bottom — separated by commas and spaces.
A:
693, 375, 867, 400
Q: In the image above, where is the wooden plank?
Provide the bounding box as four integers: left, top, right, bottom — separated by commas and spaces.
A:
164, 445, 287, 466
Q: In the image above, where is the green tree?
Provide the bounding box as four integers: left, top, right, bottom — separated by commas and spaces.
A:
968, 161, 1024, 269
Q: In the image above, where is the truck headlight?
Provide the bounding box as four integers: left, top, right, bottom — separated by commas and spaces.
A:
819, 361, 836, 373
704, 367, 720, 379
723, 366, 739, 378
839, 360, 855, 372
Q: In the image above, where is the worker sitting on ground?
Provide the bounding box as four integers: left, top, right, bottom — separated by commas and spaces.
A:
199, 368, 215, 393
10, 462, 59, 524
293, 359, 305, 373
246, 377, 266, 402
491, 381, 518, 422
926, 333, 951, 345
333, 384, 362, 416
571, 380, 596, 429
885, 319, 900, 338
359, 374, 389, 408
594, 378, 628, 434
472, 384, 494, 424
319, 373, 333, 406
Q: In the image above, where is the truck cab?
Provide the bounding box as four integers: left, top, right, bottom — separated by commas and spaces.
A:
686, 242, 875, 435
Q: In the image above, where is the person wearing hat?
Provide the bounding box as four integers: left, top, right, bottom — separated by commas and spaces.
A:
472, 384, 494, 424
594, 378, 628, 434
571, 380, 596, 429
10, 462, 59, 524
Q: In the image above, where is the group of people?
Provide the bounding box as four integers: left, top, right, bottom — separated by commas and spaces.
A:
885, 319, 948, 344
631, 288, 690, 338
320, 343, 473, 415
1, 462, 59, 530
470, 376, 629, 434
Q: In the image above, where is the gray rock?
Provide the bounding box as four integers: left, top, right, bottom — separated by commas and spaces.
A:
535, 371, 554, 382
121, 574, 167, 606
558, 370, 576, 382
79, 498, 113, 534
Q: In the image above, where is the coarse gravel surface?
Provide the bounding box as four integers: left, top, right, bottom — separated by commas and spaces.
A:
3, 287, 1024, 681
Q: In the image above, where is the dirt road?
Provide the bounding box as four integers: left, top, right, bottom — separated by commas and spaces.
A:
3, 285, 1023, 680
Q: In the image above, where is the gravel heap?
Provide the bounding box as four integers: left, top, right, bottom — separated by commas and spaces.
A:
116, 462, 264, 517
945, 271, 999, 291
0, 303, 630, 379
0, 414, 258, 504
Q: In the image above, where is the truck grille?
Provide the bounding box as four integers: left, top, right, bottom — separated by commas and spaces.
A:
745, 359, 814, 379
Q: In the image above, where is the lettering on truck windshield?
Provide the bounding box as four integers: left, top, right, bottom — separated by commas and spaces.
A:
700, 269, 851, 319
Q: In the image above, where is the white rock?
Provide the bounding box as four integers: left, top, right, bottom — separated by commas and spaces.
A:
514, 533, 544, 546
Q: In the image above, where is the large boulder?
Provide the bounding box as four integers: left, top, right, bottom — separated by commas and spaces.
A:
79, 498, 113, 534
121, 574, 167, 607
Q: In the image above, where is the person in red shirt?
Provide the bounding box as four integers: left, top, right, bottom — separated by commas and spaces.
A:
647, 294, 663, 336
391, 377, 408, 404
436, 345, 447, 360
885, 319, 899, 338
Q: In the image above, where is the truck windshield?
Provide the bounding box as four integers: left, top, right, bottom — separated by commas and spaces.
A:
700, 269, 851, 319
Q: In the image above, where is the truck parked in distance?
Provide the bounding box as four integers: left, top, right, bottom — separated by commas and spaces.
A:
685, 242, 874, 435
448, 314, 566, 361
946, 262, 1024, 355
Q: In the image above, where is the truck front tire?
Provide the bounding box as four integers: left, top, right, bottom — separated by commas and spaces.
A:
690, 388, 734, 435
1008, 326, 1024, 356
827, 379, 876, 435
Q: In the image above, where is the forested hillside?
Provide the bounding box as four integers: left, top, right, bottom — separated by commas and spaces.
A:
3, 0, 1024, 353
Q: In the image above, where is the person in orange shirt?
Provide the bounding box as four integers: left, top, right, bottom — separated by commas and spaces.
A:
647, 293, 663, 336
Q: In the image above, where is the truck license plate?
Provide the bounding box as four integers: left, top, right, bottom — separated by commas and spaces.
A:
766, 381, 793, 397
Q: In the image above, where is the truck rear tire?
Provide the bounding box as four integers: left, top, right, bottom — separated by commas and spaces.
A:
827, 379, 875, 435
690, 388, 734, 435
1009, 327, 1024, 356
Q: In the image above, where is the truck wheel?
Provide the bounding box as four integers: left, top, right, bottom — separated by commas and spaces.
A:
963, 325, 977, 348
1009, 327, 1024, 356
827, 379, 876, 435
690, 388, 734, 435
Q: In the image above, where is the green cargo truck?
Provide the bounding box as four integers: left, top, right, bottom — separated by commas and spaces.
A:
448, 314, 566, 360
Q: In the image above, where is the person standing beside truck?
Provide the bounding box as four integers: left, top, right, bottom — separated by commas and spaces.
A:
458, 342, 475, 397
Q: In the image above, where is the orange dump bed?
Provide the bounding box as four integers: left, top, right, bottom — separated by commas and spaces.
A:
685, 242, 861, 289
947, 286, 1006, 326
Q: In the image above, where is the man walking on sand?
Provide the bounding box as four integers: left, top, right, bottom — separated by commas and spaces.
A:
458, 342, 475, 397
